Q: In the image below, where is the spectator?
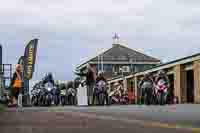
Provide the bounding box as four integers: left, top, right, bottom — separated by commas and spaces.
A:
75, 64, 97, 105
9, 64, 22, 106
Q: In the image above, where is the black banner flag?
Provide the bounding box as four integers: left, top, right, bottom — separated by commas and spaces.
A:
23, 39, 38, 80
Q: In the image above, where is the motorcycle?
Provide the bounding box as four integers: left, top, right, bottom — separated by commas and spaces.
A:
95, 80, 107, 105
31, 82, 42, 106
60, 89, 67, 106
155, 79, 168, 105
0, 92, 10, 105
67, 87, 77, 105
44, 82, 54, 106
38, 85, 47, 106
120, 92, 129, 105
108, 88, 121, 104
31, 88, 40, 106
51, 86, 60, 106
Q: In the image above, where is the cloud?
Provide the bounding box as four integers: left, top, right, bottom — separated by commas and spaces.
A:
1, 0, 200, 82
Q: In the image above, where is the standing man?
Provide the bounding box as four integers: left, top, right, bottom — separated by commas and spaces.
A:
9, 64, 22, 106
75, 64, 96, 106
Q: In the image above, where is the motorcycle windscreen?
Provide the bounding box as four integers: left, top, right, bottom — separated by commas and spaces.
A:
157, 79, 166, 86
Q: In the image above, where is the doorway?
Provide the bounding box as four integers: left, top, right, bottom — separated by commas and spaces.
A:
186, 70, 194, 103
168, 74, 174, 104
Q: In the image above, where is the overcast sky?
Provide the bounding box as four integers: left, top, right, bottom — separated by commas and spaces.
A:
1, 0, 200, 82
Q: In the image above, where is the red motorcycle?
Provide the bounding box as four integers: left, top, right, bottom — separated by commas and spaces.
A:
155, 79, 168, 105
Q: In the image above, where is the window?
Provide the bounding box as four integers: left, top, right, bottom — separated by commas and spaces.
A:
122, 65, 130, 72
103, 64, 112, 72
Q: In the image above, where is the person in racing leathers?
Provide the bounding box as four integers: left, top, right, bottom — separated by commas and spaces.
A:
155, 70, 170, 103
138, 73, 154, 104
155, 70, 170, 89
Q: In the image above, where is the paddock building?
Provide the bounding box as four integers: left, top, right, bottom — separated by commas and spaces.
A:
107, 53, 200, 104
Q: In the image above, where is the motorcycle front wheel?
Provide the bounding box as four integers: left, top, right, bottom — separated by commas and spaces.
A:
158, 93, 165, 105
46, 95, 52, 106
31, 96, 36, 106
54, 96, 59, 106
61, 96, 66, 106
98, 93, 105, 105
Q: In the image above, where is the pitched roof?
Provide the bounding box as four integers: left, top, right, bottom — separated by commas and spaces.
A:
77, 44, 160, 68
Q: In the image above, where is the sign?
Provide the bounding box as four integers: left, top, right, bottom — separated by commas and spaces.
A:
24, 39, 38, 80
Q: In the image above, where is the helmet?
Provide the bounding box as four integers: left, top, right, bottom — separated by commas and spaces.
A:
48, 72, 52, 77
144, 73, 151, 79
74, 77, 81, 82
98, 71, 103, 76
157, 70, 165, 76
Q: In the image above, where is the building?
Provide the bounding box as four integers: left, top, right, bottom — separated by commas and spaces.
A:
76, 34, 161, 79
108, 53, 200, 104
0, 45, 12, 96
0, 44, 2, 96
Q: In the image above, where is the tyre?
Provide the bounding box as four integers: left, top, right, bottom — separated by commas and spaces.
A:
107, 96, 112, 105
54, 96, 59, 106
158, 93, 164, 105
144, 93, 149, 105
34, 96, 38, 106
32, 96, 38, 106
46, 95, 51, 106
31, 96, 35, 106
39, 95, 45, 106
61, 96, 65, 106
98, 93, 105, 105
70, 96, 74, 105
161, 93, 164, 105
144, 89, 151, 105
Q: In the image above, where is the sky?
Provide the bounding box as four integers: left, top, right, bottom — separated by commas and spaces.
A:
1, 0, 200, 83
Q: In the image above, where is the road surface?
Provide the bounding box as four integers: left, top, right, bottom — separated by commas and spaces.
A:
0, 104, 200, 133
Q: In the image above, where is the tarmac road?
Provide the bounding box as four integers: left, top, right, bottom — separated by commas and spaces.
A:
0, 104, 200, 133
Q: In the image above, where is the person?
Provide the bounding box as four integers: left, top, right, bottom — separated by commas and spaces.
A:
74, 77, 81, 89
75, 64, 96, 105
138, 73, 154, 104
139, 73, 154, 90
43, 72, 55, 86
155, 70, 170, 88
93, 71, 108, 105
9, 64, 22, 106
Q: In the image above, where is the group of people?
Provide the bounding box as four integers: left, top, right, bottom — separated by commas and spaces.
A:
138, 70, 171, 104
2, 62, 172, 107
75, 64, 172, 105
75, 64, 108, 105
139, 70, 170, 89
